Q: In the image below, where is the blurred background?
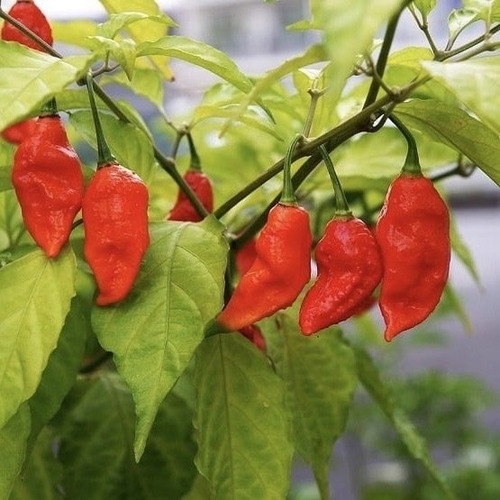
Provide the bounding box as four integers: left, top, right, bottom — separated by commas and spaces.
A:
6, 0, 498, 497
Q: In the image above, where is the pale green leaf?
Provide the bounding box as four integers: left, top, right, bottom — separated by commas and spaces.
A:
87, 36, 137, 80
464, 0, 500, 23
0, 142, 15, 193
26, 298, 88, 453
286, 19, 317, 31
311, 0, 402, 104
423, 58, 500, 136
395, 100, 500, 186
51, 21, 98, 49
69, 111, 156, 185
448, 9, 479, 47
10, 428, 62, 500
0, 247, 76, 428
137, 36, 253, 93
97, 12, 177, 39
194, 334, 294, 500
99, 0, 175, 81
263, 314, 357, 499
0, 190, 24, 251
0, 405, 30, 499
0, 42, 95, 130
387, 46, 433, 71
413, 0, 437, 16
92, 218, 228, 460
443, 284, 473, 334
354, 347, 455, 499
450, 215, 480, 285
60, 373, 197, 499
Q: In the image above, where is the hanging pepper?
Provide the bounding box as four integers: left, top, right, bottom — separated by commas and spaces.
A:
168, 134, 213, 222
376, 116, 450, 342
217, 135, 312, 331
1, 0, 54, 143
299, 147, 383, 335
82, 74, 150, 306
11, 111, 84, 257
239, 324, 266, 353
1, 0, 53, 51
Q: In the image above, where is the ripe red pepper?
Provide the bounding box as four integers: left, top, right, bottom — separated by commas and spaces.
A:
11, 114, 84, 257
82, 162, 150, 306
1, 118, 36, 145
217, 202, 312, 331
235, 237, 257, 275
239, 324, 266, 353
1, 0, 53, 51
1, 0, 53, 143
299, 216, 383, 335
168, 168, 213, 222
376, 172, 450, 341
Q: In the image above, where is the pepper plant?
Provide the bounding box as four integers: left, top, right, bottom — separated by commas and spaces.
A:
0, 0, 498, 498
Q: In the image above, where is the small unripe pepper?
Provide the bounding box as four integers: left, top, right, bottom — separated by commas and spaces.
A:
11, 113, 84, 257
299, 147, 383, 335
376, 115, 450, 341
82, 162, 150, 306
83, 73, 150, 306
1, 0, 53, 143
1, 0, 53, 51
217, 135, 312, 331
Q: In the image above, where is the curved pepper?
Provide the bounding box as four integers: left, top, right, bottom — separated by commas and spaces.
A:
82, 162, 150, 306
376, 172, 450, 341
1, 118, 37, 145
299, 216, 383, 335
1, 0, 53, 51
11, 115, 84, 257
217, 203, 312, 331
168, 169, 213, 222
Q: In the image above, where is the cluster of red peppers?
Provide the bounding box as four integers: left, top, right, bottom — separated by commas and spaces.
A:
3, 1, 150, 306
216, 123, 450, 343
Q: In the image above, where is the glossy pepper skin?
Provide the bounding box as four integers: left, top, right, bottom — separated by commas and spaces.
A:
82, 163, 150, 306
1, 0, 53, 51
235, 237, 257, 275
217, 203, 312, 331
1, 118, 37, 145
168, 169, 213, 222
299, 217, 383, 335
239, 324, 266, 353
376, 173, 450, 341
12, 115, 84, 257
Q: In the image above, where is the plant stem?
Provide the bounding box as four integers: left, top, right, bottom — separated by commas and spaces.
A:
170, 131, 185, 159
303, 88, 325, 138
86, 73, 115, 167
408, 4, 440, 57
318, 145, 351, 216
389, 114, 421, 175
281, 135, 303, 204
187, 133, 202, 170
438, 24, 500, 61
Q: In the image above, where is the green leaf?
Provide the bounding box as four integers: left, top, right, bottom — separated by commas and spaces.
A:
69, 111, 156, 185
60, 373, 197, 499
92, 218, 228, 460
443, 284, 473, 334
98, 0, 175, 81
87, 36, 137, 80
51, 20, 98, 49
263, 314, 357, 499
10, 428, 62, 500
97, 12, 177, 39
0, 247, 76, 428
0, 42, 95, 130
182, 474, 212, 500
395, 100, 500, 186
448, 9, 479, 47
311, 0, 402, 105
26, 298, 88, 453
413, 0, 437, 16
137, 36, 253, 93
0, 405, 30, 499
450, 215, 480, 285
354, 347, 455, 499
423, 58, 500, 136
194, 334, 294, 500
0, 142, 15, 193
464, 0, 500, 23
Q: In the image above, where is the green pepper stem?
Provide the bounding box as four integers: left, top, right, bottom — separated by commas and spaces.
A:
390, 114, 422, 175
281, 134, 302, 205
318, 146, 351, 216
187, 133, 202, 171
85, 72, 115, 167
40, 97, 58, 117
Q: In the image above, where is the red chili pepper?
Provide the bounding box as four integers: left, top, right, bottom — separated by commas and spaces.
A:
299, 216, 383, 335
1, 118, 37, 145
217, 202, 312, 331
1, 0, 53, 51
235, 237, 257, 275
168, 168, 213, 222
239, 324, 266, 353
82, 162, 150, 306
376, 172, 450, 341
11, 114, 84, 257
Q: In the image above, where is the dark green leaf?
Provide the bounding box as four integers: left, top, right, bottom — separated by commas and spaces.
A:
92, 218, 228, 459
194, 334, 294, 500
0, 247, 76, 428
